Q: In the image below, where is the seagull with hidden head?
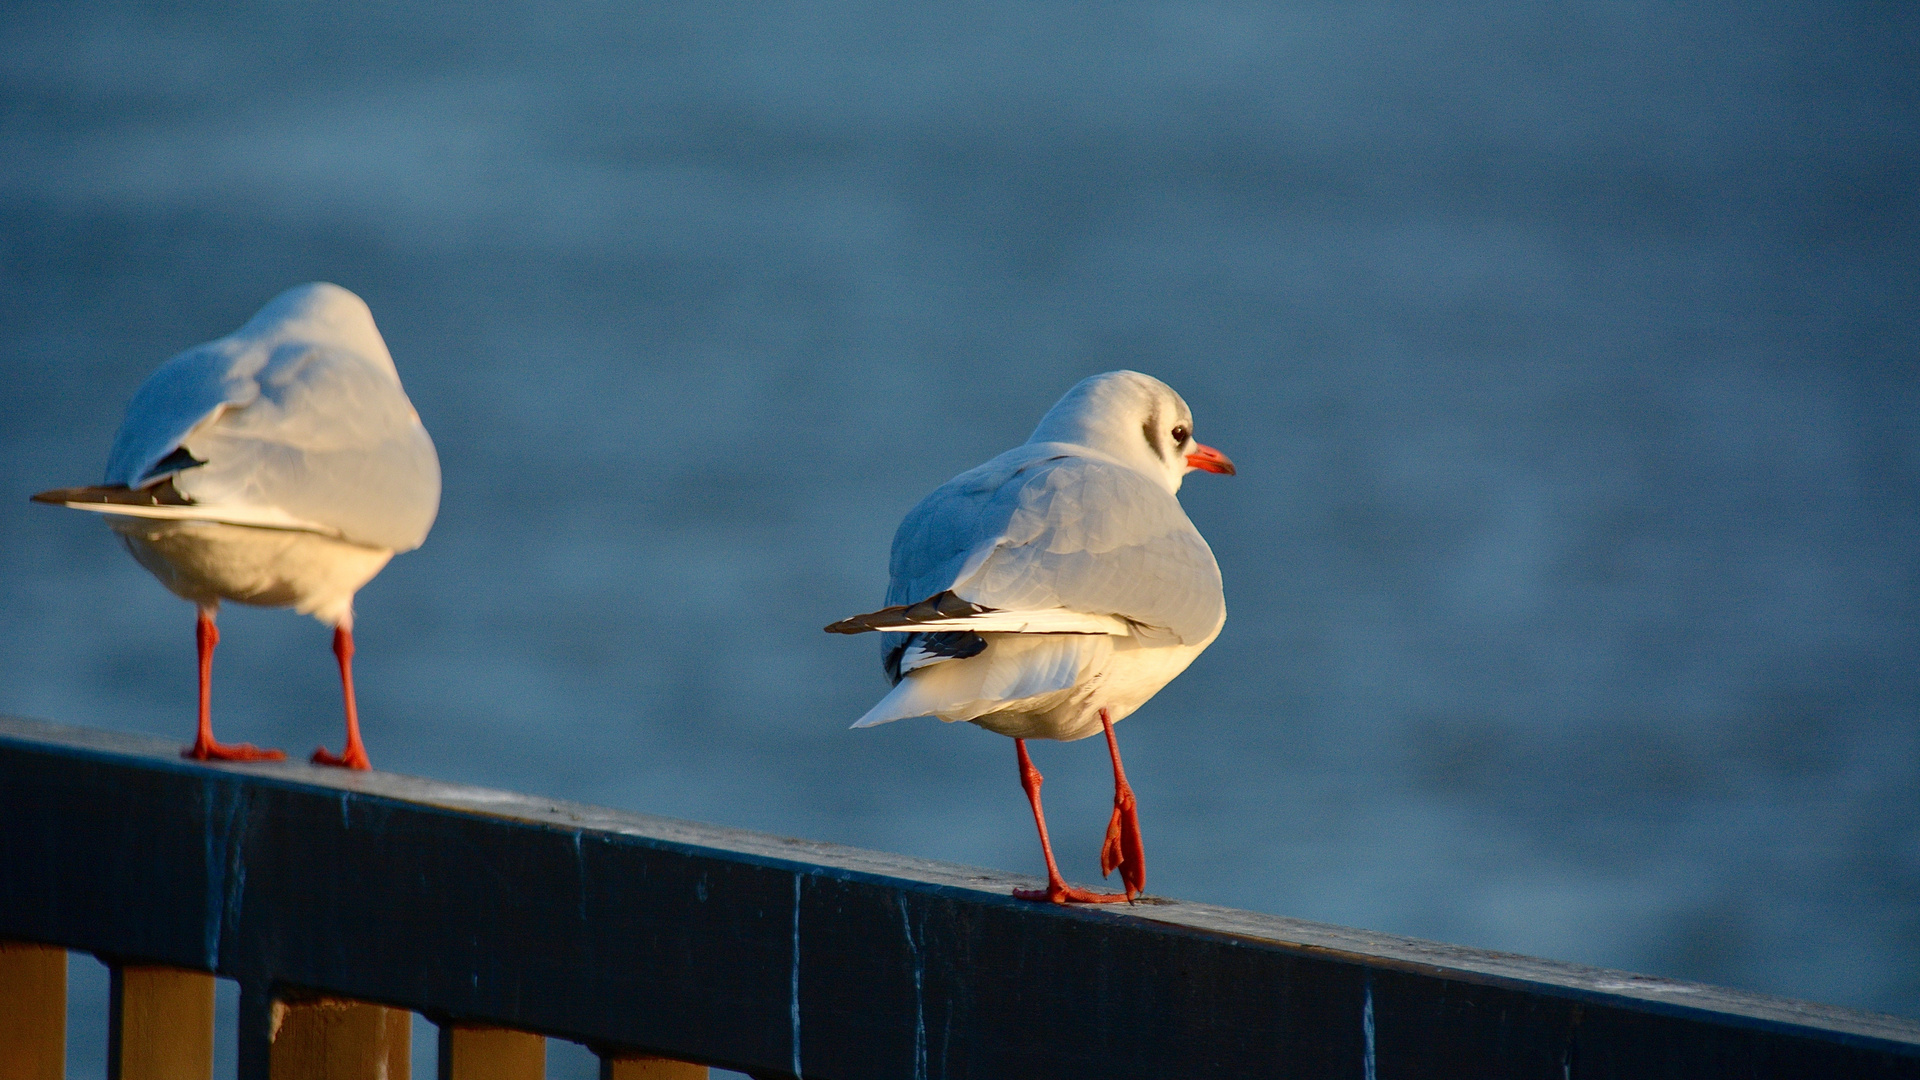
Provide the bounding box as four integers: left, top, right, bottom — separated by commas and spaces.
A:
33, 282, 440, 770
828, 370, 1233, 903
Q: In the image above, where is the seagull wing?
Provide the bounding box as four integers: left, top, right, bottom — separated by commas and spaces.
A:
949, 450, 1223, 645
102, 339, 252, 491
79, 287, 440, 552
167, 341, 440, 552
829, 445, 1225, 675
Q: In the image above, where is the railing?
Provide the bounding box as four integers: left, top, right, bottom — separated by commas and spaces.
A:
2, 714, 1917, 1080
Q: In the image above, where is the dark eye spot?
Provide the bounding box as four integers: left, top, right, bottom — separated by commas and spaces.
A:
1171, 425, 1190, 444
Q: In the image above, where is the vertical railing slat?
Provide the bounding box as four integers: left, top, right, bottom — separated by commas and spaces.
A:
0, 942, 65, 1080
268, 997, 410, 1079
108, 964, 216, 1080
597, 1054, 707, 1080
437, 1025, 545, 1080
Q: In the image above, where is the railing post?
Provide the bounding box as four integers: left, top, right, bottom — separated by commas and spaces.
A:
437, 1024, 545, 1080
236, 987, 410, 1080
596, 1053, 707, 1080
107, 963, 216, 1080
272, 998, 410, 1080
0, 942, 65, 1080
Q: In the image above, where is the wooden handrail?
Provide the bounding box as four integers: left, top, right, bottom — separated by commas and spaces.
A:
2, 715, 1916, 1079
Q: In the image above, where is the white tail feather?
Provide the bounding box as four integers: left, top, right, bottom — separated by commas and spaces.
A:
851, 635, 1102, 729
54, 500, 343, 538
858, 609, 1133, 635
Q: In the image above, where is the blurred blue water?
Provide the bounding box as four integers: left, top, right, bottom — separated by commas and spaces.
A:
4, 2, 1917, 1072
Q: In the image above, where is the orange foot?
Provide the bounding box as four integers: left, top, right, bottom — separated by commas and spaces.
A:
1013, 882, 1133, 905
1095, 709, 1146, 900
183, 740, 287, 763
1100, 779, 1145, 900
311, 745, 371, 771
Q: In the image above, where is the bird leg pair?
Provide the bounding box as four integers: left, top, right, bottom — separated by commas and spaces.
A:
1012, 708, 1146, 904
182, 608, 371, 770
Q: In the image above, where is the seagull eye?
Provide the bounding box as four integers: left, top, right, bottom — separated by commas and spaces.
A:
1171, 425, 1190, 444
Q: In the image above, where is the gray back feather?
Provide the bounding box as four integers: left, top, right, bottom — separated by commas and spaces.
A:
886, 444, 1223, 647
104, 342, 243, 489
101, 284, 440, 552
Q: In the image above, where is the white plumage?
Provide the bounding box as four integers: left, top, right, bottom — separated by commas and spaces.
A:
828, 370, 1234, 902
35, 283, 439, 768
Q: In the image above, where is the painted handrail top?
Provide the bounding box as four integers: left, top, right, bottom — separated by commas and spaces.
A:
2, 712, 1916, 1060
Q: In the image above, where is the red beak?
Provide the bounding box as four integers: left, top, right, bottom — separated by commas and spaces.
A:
1184, 443, 1236, 475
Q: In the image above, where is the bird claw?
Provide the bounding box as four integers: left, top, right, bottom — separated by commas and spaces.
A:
1101, 807, 1125, 877
183, 741, 287, 763
1013, 882, 1132, 905
311, 745, 371, 771
1099, 784, 1145, 899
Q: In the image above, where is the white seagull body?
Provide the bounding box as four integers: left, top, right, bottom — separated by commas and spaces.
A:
34, 282, 439, 769
828, 370, 1233, 902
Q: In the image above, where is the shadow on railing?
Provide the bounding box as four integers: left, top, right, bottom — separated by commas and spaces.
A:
2, 715, 1917, 1080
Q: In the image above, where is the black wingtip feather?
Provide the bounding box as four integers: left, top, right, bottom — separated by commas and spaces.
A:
824, 590, 996, 634
920, 630, 988, 661
138, 446, 207, 483
28, 480, 193, 507
884, 630, 987, 683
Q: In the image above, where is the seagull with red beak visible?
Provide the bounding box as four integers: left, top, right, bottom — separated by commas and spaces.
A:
828, 370, 1233, 903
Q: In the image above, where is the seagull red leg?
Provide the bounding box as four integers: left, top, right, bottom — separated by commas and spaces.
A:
311, 625, 372, 770
182, 607, 286, 763
1096, 708, 1146, 899
1011, 738, 1130, 904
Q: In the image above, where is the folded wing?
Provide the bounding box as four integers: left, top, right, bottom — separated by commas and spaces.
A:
165, 343, 440, 552
851, 448, 1223, 642
828, 447, 1225, 695
74, 292, 439, 553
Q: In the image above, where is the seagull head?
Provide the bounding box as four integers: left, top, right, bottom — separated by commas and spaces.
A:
1027, 370, 1235, 493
